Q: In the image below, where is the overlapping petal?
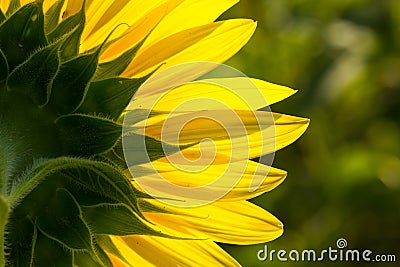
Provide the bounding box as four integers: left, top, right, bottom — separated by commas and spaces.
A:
110, 236, 240, 267
133, 78, 297, 112
123, 19, 256, 77
133, 158, 286, 201
142, 200, 283, 245
140, 110, 309, 158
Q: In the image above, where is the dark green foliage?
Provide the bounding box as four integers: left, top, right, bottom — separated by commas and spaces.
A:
32, 234, 74, 267
47, 0, 85, 60
6, 216, 36, 266
44, 0, 66, 34
0, 10, 5, 23
55, 114, 121, 155
77, 77, 146, 120
35, 188, 93, 251
95, 37, 147, 80
82, 204, 163, 236
47, 52, 99, 114
7, 39, 61, 105
6, 157, 156, 266
0, 2, 47, 71
123, 133, 193, 166
0, 50, 7, 81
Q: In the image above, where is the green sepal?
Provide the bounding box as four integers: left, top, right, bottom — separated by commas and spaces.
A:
65, 181, 119, 207
55, 114, 121, 156
5, 0, 20, 16
35, 188, 93, 251
47, 0, 85, 61
47, 51, 99, 115
7, 39, 61, 105
8, 157, 73, 206
0, 49, 7, 81
74, 252, 103, 267
47, 0, 84, 40
123, 133, 190, 165
138, 198, 174, 214
97, 149, 127, 170
82, 203, 167, 237
0, 2, 47, 71
123, 109, 168, 127
147, 133, 194, 163
94, 37, 146, 80
0, 9, 5, 23
60, 160, 142, 214
44, 0, 66, 34
58, 11, 85, 61
74, 242, 112, 267
77, 77, 146, 120
97, 139, 127, 170
9, 157, 141, 216
74, 252, 105, 267
32, 232, 73, 267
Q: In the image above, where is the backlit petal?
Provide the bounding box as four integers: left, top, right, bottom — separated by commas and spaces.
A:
144, 200, 283, 245
140, 111, 309, 158
112, 236, 240, 267
133, 78, 297, 112
123, 19, 256, 77
134, 159, 287, 201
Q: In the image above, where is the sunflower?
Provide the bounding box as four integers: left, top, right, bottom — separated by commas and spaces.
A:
0, 0, 309, 266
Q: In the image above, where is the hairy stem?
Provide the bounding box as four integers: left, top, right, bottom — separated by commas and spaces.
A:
0, 196, 8, 267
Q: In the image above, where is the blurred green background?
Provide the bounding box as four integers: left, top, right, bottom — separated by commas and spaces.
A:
220, 0, 400, 266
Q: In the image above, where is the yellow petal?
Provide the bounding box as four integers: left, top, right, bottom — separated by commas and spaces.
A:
96, 0, 183, 60
43, 0, 58, 12
139, 111, 309, 158
111, 236, 240, 267
82, 0, 175, 52
84, 1, 120, 38
133, 78, 296, 113
274, 113, 310, 150
62, 0, 84, 19
204, 113, 309, 158
144, 200, 283, 245
123, 19, 256, 77
0, 1, 8, 12
201, 78, 298, 107
85, 0, 237, 59
108, 254, 129, 267
108, 237, 151, 267
143, 0, 239, 47
135, 159, 286, 201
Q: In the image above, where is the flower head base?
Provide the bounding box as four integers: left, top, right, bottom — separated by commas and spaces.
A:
0, 0, 309, 266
